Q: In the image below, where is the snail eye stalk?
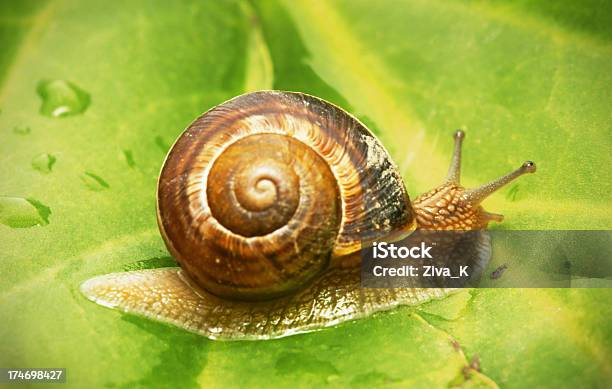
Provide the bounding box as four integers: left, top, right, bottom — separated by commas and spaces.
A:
445, 129, 465, 184
463, 161, 537, 204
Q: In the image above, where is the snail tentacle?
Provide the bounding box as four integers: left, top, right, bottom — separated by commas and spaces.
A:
445, 129, 465, 184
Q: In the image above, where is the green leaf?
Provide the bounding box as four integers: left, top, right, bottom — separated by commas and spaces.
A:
0, 0, 610, 387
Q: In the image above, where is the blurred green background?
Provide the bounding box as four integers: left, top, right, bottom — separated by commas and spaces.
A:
0, 0, 611, 387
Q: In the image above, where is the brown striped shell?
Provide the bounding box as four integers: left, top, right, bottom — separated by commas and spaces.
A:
156, 91, 416, 301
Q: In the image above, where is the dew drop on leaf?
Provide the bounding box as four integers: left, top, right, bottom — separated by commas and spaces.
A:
31, 153, 57, 173
0, 196, 51, 228
80, 171, 110, 191
13, 125, 31, 135
37, 79, 90, 118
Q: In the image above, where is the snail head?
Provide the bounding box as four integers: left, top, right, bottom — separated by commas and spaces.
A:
412, 130, 536, 230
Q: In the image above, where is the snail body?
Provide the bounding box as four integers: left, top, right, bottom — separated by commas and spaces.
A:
81, 91, 536, 340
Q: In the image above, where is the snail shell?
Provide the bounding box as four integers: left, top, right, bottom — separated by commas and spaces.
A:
156, 91, 415, 300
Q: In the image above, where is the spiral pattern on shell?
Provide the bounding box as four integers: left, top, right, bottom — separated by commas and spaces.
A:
157, 91, 415, 300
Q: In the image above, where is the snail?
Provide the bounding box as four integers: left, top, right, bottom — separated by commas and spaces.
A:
81, 91, 536, 340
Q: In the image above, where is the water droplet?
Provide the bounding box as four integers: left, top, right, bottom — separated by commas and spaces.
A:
37, 79, 90, 118
0, 196, 51, 228
13, 126, 31, 135
155, 136, 169, 152
32, 153, 57, 173
80, 171, 110, 191
123, 149, 136, 168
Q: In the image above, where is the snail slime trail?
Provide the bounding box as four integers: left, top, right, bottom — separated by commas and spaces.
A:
81, 91, 536, 340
